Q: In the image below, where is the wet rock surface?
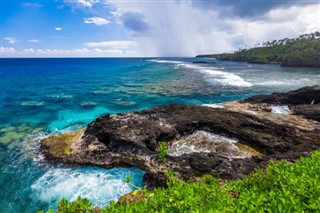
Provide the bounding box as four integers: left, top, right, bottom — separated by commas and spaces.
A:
41, 85, 320, 187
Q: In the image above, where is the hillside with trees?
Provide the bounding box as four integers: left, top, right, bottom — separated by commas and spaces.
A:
197, 32, 320, 67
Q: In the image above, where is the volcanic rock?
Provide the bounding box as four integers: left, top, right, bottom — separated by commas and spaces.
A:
40, 85, 320, 187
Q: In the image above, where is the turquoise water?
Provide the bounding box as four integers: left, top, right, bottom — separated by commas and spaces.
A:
1, 58, 320, 212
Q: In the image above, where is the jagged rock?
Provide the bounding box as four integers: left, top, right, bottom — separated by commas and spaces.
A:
291, 104, 320, 121
40, 85, 320, 188
242, 85, 320, 121
242, 85, 320, 105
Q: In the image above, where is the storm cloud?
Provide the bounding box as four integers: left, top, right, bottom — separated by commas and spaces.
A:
191, 0, 318, 18
121, 12, 150, 34
109, 0, 320, 56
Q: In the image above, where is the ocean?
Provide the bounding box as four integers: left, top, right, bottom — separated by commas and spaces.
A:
1, 58, 319, 212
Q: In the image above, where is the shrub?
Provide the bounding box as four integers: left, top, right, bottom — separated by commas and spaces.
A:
158, 141, 168, 161
41, 150, 320, 213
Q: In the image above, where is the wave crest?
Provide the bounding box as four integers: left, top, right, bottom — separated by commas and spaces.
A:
149, 59, 252, 87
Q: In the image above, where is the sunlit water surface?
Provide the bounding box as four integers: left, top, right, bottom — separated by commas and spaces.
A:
1, 58, 319, 212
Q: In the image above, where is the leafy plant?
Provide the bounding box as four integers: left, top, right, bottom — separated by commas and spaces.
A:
123, 175, 143, 191
38, 197, 95, 213
42, 150, 320, 213
158, 141, 168, 161
123, 175, 132, 184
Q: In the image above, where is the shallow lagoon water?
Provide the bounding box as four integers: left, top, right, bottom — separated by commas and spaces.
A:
1, 58, 320, 212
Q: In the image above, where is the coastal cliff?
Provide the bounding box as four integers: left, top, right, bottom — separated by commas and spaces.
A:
196, 32, 320, 67
40, 85, 320, 188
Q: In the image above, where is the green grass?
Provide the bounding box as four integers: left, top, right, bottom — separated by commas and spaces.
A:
40, 150, 320, 213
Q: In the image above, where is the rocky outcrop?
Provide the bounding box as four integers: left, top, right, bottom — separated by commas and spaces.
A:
243, 85, 320, 105
242, 85, 320, 121
292, 104, 320, 121
40, 85, 320, 188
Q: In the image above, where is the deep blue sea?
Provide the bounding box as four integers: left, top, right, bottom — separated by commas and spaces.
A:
1, 58, 320, 212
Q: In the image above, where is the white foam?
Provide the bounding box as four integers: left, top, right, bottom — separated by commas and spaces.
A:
21, 101, 45, 106
199, 69, 253, 87
147, 59, 184, 64
255, 81, 295, 86
21, 131, 47, 162
271, 105, 290, 115
46, 94, 73, 99
51, 125, 83, 135
181, 63, 224, 71
169, 144, 211, 156
202, 103, 224, 108
149, 59, 252, 87
167, 131, 251, 159
31, 167, 143, 207
180, 63, 252, 87
92, 90, 110, 94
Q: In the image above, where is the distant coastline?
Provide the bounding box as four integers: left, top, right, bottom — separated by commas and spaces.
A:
196, 32, 320, 68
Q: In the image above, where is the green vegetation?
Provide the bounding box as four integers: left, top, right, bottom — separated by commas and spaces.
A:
123, 175, 143, 191
158, 141, 168, 161
197, 32, 320, 67
41, 150, 320, 212
38, 197, 93, 213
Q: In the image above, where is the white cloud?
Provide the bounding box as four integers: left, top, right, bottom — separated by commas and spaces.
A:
23, 48, 36, 54
4, 37, 17, 44
4, 1, 319, 57
84, 17, 110, 25
64, 0, 99, 8
84, 40, 138, 49
78, 0, 99, 7
110, 11, 122, 17
1, 46, 16, 54
109, 1, 320, 56
28, 39, 41, 43
0, 47, 137, 57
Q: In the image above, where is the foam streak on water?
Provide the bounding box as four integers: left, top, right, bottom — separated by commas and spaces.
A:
147, 59, 184, 64
149, 59, 253, 87
168, 131, 252, 159
199, 69, 253, 87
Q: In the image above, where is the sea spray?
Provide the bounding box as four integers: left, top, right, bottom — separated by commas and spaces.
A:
31, 167, 145, 208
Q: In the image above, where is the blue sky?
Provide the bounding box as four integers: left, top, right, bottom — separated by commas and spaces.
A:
1, 0, 319, 57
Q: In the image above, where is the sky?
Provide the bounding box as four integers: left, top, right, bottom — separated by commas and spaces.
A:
1, 0, 319, 57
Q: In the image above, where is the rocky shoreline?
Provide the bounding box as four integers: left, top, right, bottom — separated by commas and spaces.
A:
40, 85, 320, 188
196, 32, 320, 67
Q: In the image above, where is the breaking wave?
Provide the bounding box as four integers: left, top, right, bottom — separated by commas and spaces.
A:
149, 59, 252, 87
31, 167, 144, 208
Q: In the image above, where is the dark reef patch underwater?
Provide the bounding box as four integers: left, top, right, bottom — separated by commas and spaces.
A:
1, 58, 320, 212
